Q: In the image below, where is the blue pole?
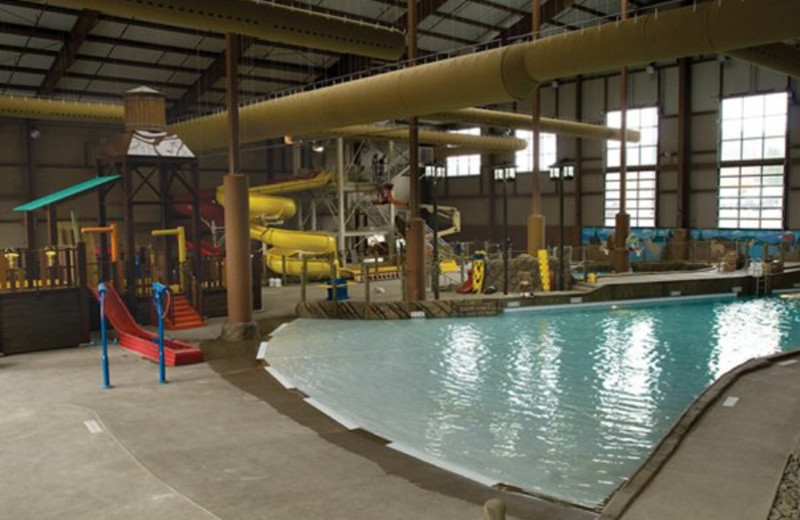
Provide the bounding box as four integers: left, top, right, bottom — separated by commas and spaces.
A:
152, 282, 168, 384
97, 282, 110, 389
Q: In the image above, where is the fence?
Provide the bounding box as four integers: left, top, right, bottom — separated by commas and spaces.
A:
0, 245, 88, 292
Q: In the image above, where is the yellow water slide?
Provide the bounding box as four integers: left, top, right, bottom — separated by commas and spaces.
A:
217, 172, 337, 279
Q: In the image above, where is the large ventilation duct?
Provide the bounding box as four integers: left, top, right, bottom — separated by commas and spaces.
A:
0, 95, 123, 123
172, 0, 799, 153
430, 108, 641, 142
728, 43, 800, 79
0, 94, 526, 153
0, 93, 639, 153
311, 124, 527, 152
37, 0, 405, 60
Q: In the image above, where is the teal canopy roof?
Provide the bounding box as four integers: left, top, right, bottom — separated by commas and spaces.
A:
13, 175, 121, 212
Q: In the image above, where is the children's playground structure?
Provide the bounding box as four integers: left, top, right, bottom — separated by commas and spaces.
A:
0, 87, 464, 358
3, 84, 789, 358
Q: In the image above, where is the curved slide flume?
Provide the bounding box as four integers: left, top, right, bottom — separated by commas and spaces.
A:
217, 172, 337, 279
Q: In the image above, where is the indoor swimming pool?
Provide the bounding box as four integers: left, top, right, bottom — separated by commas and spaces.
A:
265, 295, 800, 508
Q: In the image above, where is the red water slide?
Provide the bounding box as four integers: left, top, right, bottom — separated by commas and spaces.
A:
92, 284, 204, 366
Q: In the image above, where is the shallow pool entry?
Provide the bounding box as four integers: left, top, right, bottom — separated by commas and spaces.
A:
266, 296, 800, 507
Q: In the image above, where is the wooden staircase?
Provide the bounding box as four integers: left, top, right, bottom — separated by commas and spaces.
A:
165, 294, 205, 330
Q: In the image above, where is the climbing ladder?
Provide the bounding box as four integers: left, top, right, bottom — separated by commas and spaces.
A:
749, 260, 771, 296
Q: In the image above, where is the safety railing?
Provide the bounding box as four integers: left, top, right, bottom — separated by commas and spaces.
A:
0, 245, 87, 292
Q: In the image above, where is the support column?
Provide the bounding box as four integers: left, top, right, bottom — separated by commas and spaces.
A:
190, 163, 203, 312
46, 205, 58, 246
675, 58, 692, 260
337, 138, 346, 258
310, 198, 318, 231
574, 76, 584, 231
24, 120, 36, 249
24, 213, 36, 250
405, 0, 426, 302
488, 158, 497, 240
97, 180, 110, 282
292, 144, 301, 173
613, 0, 631, 273
223, 174, 252, 324
526, 0, 545, 254
297, 199, 304, 231
158, 164, 173, 283
76, 242, 90, 343
122, 164, 136, 304
221, 32, 258, 340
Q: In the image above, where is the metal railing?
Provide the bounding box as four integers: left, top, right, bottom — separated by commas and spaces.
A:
0, 245, 86, 292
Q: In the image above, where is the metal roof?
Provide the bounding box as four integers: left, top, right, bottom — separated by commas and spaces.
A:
0, 0, 755, 121
13, 175, 121, 212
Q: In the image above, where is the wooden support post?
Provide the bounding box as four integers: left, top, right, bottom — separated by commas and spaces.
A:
24, 121, 37, 250
575, 76, 584, 232
363, 260, 371, 304
613, 0, 631, 274
252, 249, 262, 311
122, 165, 136, 303
24, 213, 36, 251
76, 242, 90, 343
330, 257, 338, 303
25, 250, 36, 290
190, 162, 203, 312
97, 181, 109, 282
65, 246, 74, 286
221, 32, 256, 334
158, 164, 173, 286
47, 205, 58, 247
527, 0, 545, 254
300, 256, 307, 303
405, 0, 425, 303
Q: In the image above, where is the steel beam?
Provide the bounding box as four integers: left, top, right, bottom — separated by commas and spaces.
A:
38, 9, 99, 95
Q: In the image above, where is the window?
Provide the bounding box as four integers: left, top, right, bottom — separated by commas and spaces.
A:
605, 106, 659, 227
514, 130, 557, 174
446, 127, 482, 177
605, 171, 656, 227
718, 92, 787, 229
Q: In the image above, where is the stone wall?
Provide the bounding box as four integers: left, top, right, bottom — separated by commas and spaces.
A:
296, 299, 503, 320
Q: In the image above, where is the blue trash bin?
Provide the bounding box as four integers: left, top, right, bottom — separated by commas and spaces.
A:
327, 277, 349, 301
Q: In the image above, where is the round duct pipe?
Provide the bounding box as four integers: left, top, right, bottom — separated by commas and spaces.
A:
312, 124, 527, 153
172, 0, 799, 153
42, 0, 405, 60
429, 108, 641, 143
0, 95, 123, 123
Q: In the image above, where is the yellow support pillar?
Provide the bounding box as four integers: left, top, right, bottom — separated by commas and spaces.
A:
537, 249, 550, 292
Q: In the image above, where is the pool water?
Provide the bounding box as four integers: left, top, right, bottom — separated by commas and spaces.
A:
266, 296, 800, 507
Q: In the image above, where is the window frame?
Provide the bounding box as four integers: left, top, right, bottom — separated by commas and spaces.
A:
513, 129, 558, 175
445, 127, 482, 177
717, 92, 788, 230
604, 106, 660, 228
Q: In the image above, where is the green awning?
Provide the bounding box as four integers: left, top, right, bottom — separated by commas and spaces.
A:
13, 175, 121, 212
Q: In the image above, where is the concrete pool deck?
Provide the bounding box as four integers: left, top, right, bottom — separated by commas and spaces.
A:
3, 268, 800, 519
601, 354, 800, 520
0, 320, 590, 520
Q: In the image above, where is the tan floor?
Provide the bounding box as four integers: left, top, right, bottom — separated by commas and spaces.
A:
613, 356, 800, 520
4, 267, 799, 519
0, 343, 535, 520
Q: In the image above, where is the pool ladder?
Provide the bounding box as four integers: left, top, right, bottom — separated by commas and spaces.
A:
749, 260, 771, 296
